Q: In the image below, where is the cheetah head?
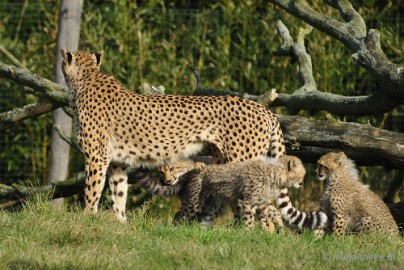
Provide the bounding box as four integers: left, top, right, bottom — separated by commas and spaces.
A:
159, 160, 206, 185
280, 155, 306, 188
61, 49, 103, 88
316, 151, 359, 181
158, 163, 185, 185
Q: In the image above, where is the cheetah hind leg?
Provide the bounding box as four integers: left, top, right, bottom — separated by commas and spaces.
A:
257, 203, 283, 233
199, 200, 223, 227
84, 157, 109, 215
108, 163, 128, 223
355, 216, 378, 234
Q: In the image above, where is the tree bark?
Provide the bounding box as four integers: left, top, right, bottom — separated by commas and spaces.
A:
47, 0, 83, 209
47, 0, 83, 189
0, 100, 60, 130
268, 0, 404, 114
0, 168, 150, 207
277, 114, 404, 168
0, 61, 68, 105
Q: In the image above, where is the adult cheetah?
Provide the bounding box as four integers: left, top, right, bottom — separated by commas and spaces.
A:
61, 49, 285, 222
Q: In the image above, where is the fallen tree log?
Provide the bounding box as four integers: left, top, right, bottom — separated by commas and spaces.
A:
278, 114, 404, 168
0, 169, 151, 208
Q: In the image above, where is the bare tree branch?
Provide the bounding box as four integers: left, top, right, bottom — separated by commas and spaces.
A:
53, 124, 80, 151
0, 168, 151, 204
273, 89, 401, 115
0, 199, 21, 209
269, 0, 365, 51
268, 0, 404, 100
0, 44, 26, 69
0, 100, 60, 130
0, 60, 69, 104
0, 60, 69, 130
271, 18, 403, 115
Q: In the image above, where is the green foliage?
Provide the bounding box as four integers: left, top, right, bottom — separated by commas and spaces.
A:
0, 0, 402, 200
79, 1, 306, 95
0, 199, 403, 269
0, 1, 58, 185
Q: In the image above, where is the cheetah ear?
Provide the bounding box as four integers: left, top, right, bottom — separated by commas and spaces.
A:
287, 159, 295, 171
334, 152, 347, 167
61, 48, 73, 65
95, 50, 103, 68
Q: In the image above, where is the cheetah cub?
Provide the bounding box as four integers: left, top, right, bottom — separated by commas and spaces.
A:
139, 155, 306, 231
316, 152, 399, 236
161, 158, 328, 232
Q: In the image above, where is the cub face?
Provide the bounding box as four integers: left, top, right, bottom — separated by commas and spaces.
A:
159, 160, 206, 185
315, 164, 330, 181
316, 151, 347, 181
281, 156, 306, 188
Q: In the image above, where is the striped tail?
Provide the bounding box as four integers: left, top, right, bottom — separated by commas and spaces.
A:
276, 188, 328, 231
138, 174, 183, 197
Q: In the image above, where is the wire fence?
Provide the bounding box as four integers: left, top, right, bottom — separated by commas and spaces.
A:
0, 2, 402, 204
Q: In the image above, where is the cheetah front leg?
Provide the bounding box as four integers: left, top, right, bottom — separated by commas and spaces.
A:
332, 213, 348, 236
173, 196, 200, 224
84, 156, 109, 214
173, 177, 203, 224
238, 199, 257, 229
108, 163, 128, 222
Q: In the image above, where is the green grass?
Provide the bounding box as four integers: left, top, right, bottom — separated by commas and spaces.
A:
0, 199, 403, 270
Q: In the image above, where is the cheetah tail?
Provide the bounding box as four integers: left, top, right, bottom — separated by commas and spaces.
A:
137, 174, 182, 197
276, 188, 328, 230
269, 120, 286, 159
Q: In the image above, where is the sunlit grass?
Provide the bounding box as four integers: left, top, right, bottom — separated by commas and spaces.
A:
0, 197, 403, 270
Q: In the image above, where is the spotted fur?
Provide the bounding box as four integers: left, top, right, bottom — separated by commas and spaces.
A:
139, 155, 306, 231
61, 49, 286, 222
316, 152, 399, 236
163, 158, 328, 232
